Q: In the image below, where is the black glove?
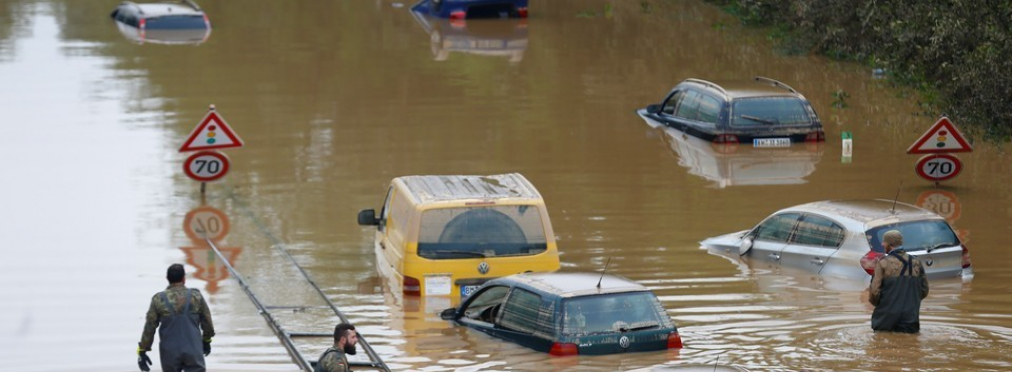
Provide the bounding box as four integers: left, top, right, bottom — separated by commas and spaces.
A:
203, 339, 212, 356
137, 350, 152, 372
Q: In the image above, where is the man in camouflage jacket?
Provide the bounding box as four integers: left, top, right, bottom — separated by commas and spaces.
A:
868, 230, 929, 333
138, 264, 215, 372
316, 323, 358, 372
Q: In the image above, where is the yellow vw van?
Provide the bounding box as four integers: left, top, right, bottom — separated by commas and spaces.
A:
358, 173, 560, 297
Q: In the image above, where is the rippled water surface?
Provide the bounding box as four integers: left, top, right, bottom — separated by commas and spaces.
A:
2, 1, 1011, 371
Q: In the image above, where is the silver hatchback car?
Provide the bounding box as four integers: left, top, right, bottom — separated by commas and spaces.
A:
702, 199, 973, 281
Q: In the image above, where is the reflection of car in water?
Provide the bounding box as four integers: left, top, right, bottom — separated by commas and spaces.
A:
440, 272, 683, 356
411, 0, 528, 19
411, 11, 528, 62
110, 0, 211, 45
641, 116, 824, 188
358, 174, 560, 297
701, 199, 973, 283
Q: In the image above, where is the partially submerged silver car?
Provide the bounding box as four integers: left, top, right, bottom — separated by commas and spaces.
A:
701, 199, 972, 281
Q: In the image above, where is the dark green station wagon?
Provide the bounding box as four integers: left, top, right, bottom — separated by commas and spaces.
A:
439, 272, 683, 356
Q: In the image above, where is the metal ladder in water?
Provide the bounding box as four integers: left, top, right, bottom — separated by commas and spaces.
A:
203, 193, 390, 372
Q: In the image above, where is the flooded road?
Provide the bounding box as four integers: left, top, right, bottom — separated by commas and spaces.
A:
2, 1, 1012, 371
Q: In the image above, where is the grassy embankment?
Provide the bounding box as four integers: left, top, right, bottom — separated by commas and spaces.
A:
706, 0, 1012, 142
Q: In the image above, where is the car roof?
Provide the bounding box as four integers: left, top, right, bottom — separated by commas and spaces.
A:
396, 173, 542, 205
780, 199, 943, 228
492, 272, 650, 298
125, 1, 204, 17
679, 77, 804, 100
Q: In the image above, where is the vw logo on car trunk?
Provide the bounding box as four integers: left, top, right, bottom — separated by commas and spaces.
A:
619, 335, 631, 349
477, 261, 490, 275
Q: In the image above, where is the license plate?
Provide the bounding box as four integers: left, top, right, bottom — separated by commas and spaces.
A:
424, 275, 452, 296
460, 285, 480, 297
753, 138, 791, 147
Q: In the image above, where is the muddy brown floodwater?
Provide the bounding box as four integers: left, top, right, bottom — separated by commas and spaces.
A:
1, 1, 1011, 371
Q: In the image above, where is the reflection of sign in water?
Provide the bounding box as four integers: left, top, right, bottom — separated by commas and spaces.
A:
180, 245, 242, 294
916, 190, 961, 222
183, 205, 231, 242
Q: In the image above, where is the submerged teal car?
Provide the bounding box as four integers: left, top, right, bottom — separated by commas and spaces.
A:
439, 272, 683, 355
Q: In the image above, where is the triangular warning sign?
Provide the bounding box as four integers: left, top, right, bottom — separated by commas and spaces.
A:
907, 117, 973, 154
179, 108, 244, 152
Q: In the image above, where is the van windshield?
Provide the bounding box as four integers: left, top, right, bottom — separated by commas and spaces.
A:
417, 206, 548, 260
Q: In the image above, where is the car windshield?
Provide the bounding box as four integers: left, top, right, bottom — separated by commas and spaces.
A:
866, 219, 960, 253
417, 205, 548, 260
731, 97, 812, 127
562, 292, 667, 336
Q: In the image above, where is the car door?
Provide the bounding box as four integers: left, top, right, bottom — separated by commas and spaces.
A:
779, 213, 845, 274
494, 287, 554, 352
456, 285, 511, 337
746, 213, 802, 269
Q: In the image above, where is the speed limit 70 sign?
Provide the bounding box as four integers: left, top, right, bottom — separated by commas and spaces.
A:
915, 154, 962, 182
184, 151, 231, 182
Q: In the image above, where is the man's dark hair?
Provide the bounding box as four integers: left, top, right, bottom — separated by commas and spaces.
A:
167, 264, 185, 283
334, 323, 356, 343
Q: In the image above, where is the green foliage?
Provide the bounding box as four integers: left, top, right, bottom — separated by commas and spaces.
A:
706, 0, 1012, 141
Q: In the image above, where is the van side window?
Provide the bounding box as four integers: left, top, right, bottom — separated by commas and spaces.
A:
754, 213, 801, 243
792, 215, 845, 247
389, 190, 411, 235
379, 187, 393, 232
498, 288, 542, 334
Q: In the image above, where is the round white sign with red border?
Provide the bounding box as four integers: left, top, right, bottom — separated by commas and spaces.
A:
915, 154, 962, 182
184, 151, 230, 182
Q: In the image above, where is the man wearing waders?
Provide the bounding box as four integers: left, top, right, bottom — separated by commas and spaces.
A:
315, 323, 358, 372
868, 230, 929, 333
137, 264, 215, 371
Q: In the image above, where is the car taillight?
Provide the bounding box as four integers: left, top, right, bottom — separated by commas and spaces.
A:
139, 18, 146, 31
805, 131, 825, 142
549, 342, 578, 356
203, 14, 211, 29
962, 245, 972, 269
449, 10, 466, 20
404, 276, 421, 296
860, 251, 884, 275
667, 332, 683, 349
518, 7, 528, 18
713, 134, 739, 144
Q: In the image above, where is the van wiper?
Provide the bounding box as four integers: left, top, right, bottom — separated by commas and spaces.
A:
741, 115, 778, 125
426, 250, 487, 258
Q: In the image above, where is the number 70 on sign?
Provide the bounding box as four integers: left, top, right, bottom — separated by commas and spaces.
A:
915, 154, 962, 182
184, 151, 231, 182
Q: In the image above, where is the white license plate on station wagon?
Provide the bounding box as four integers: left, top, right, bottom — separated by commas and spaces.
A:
753, 138, 791, 147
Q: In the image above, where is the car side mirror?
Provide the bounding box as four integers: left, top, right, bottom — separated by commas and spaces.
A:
738, 237, 753, 256
646, 104, 662, 114
357, 209, 379, 226
439, 308, 457, 320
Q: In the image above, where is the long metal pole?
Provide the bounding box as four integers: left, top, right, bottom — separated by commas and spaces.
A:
203, 237, 313, 371
226, 190, 391, 372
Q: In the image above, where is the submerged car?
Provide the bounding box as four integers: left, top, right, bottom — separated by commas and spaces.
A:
439, 272, 683, 356
638, 77, 824, 146
110, 0, 211, 45
701, 199, 972, 281
411, 0, 528, 19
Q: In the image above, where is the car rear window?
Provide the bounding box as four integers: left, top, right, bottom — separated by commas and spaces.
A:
145, 15, 207, 30
866, 219, 960, 253
417, 206, 548, 260
731, 97, 812, 127
562, 291, 671, 336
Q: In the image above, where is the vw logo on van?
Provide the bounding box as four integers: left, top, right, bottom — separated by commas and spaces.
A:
619, 335, 630, 349
477, 261, 490, 275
